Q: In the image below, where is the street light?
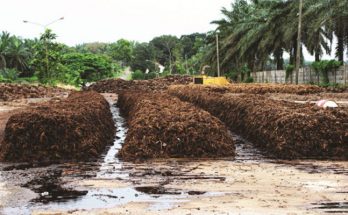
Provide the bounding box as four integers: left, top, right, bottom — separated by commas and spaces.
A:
23, 17, 64, 29
216, 29, 221, 77
23, 17, 64, 80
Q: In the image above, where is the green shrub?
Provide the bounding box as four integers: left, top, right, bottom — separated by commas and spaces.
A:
225, 70, 239, 82
159, 70, 171, 77
132, 70, 145, 80
0, 74, 10, 83
145, 72, 157, 80
0, 68, 19, 81
62, 52, 114, 85
244, 76, 254, 83
239, 65, 250, 81
16, 76, 39, 84
285, 64, 294, 81
311, 60, 341, 85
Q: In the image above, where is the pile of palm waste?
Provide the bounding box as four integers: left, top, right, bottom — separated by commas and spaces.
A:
0, 83, 69, 101
169, 85, 348, 160
0, 91, 115, 163
117, 92, 235, 161
85, 75, 192, 93
225, 83, 324, 94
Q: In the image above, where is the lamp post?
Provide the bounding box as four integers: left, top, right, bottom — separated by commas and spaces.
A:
216, 30, 221, 77
23, 17, 64, 80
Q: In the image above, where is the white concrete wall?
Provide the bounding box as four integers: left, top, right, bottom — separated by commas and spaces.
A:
251, 65, 348, 85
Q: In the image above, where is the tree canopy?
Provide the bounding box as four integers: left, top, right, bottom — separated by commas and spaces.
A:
207, 0, 348, 77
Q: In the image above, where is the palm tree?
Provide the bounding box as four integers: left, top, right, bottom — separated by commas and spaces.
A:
209, 0, 293, 73
207, 0, 348, 80
6, 37, 31, 72
0, 31, 11, 69
304, 0, 348, 63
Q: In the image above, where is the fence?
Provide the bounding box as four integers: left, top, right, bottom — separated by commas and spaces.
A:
251, 65, 348, 85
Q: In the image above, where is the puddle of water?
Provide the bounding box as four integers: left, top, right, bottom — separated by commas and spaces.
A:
311, 202, 348, 214
232, 133, 266, 162
136, 186, 182, 195
22, 169, 88, 204
273, 160, 348, 176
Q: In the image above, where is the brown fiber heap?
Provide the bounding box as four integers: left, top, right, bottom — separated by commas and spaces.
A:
225, 83, 324, 94
85, 75, 192, 93
117, 92, 235, 161
0, 83, 69, 101
0, 91, 115, 163
169, 85, 348, 160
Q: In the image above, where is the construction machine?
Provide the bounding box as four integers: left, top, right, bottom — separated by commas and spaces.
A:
192, 65, 230, 86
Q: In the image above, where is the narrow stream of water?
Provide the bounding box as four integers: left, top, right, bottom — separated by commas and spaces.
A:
96, 105, 128, 180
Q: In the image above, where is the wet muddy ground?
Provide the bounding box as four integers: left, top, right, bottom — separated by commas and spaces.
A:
0, 94, 347, 215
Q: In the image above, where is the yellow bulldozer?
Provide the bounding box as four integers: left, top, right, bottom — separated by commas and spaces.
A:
192, 65, 230, 86
193, 75, 230, 86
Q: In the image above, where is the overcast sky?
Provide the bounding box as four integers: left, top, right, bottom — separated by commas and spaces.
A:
0, 0, 232, 45
0, 0, 344, 61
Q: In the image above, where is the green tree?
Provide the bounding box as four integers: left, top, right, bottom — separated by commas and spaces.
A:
107, 39, 134, 66
0, 32, 32, 77
0, 31, 11, 69
62, 52, 113, 85
130, 42, 156, 72
75, 42, 108, 54
207, 0, 346, 76
31, 29, 64, 83
6, 37, 31, 72
150, 35, 180, 74
180, 33, 206, 59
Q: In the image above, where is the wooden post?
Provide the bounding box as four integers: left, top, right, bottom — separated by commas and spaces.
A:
317, 72, 320, 85
275, 70, 277, 83
262, 71, 264, 83
345, 64, 347, 85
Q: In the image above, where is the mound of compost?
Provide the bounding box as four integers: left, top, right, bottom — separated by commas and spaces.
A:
117, 92, 235, 161
85, 75, 192, 93
0, 83, 69, 101
0, 91, 115, 163
225, 83, 323, 95
169, 85, 348, 160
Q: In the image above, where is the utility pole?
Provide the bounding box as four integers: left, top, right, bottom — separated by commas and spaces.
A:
295, 0, 303, 85
216, 30, 221, 77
